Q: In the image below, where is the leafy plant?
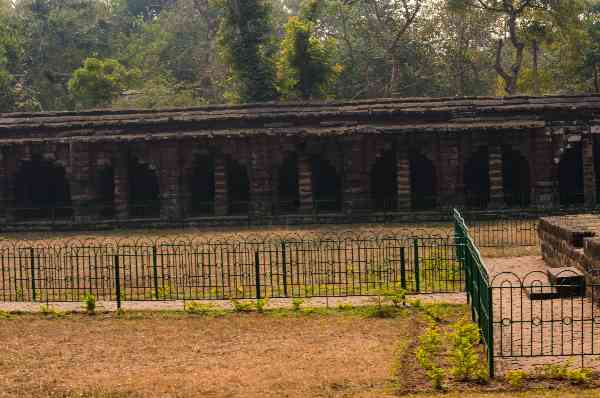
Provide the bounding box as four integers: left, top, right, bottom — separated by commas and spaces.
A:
184, 302, 225, 316
40, 304, 65, 318
566, 367, 593, 385
542, 361, 572, 380
83, 293, 96, 315
379, 285, 408, 308
255, 297, 270, 313
505, 369, 527, 388
0, 309, 10, 319
337, 302, 354, 311
449, 319, 486, 382
230, 299, 254, 312
291, 298, 304, 311
416, 325, 446, 390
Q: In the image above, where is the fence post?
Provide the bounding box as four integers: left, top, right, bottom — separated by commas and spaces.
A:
255, 251, 261, 301
152, 245, 159, 299
281, 241, 288, 297
30, 247, 36, 302
413, 239, 420, 293
114, 253, 121, 310
400, 247, 406, 290
487, 285, 494, 378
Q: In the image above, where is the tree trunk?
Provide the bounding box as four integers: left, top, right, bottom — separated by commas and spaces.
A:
594, 63, 599, 93
532, 39, 540, 96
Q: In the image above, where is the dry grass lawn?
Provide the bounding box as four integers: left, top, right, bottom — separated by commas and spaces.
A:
0, 311, 413, 398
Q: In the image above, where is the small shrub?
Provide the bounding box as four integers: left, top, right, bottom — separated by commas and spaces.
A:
83, 293, 96, 314
416, 325, 446, 390
230, 299, 254, 312
40, 304, 65, 318
337, 302, 354, 311
291, 298, 304, 311
380, 285, 407, 308
255, 297, 269, 313
542, 361, 571, 380
184, 302, 225, 316
505, 369, 527, 388
449, 319, 486, 382
0, 310, 11, 319
409, 299, 423, 309
567, 368, 593, 385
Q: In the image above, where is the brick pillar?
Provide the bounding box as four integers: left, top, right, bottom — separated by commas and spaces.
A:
114, 149, 129, 219
69, 142, 93, 222
438, 134, 460, 206
488, 144, 504, 208
396, 144, 411, 210
214, 154, 227, 216
249, 139, 273, 217
159, 143, 181, 221
583, 134, 596, 207
532, 129, 554, 208
298, 153, 313, 212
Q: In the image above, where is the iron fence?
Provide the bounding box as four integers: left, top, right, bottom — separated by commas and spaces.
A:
0, 234, 464, 305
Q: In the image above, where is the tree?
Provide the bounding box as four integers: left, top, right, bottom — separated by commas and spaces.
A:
583, 4, 600, 92
216, 0, 278, 103
276, 0, 342, 100
68, 57, 140, 108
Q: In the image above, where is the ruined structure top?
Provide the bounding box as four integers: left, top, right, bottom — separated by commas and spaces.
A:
0, 94, 599, 228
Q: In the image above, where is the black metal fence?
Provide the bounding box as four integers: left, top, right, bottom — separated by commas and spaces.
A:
0, 234, 464, 304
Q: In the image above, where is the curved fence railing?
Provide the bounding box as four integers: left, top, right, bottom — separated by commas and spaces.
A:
0, 233, 465, 304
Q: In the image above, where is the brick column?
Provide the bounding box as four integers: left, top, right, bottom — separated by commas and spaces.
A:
159, 142, 181, 221
69, 142, 93, 222
298, 153, 313, 212
214, 154, 227, 216
583, 134, 596, 207
488, 144, 504, 208
249, 139, 273, 217
396, 144, 411, 210
438, 134, 460, 206
532, 129, 554, 207
114, 148, 129, 219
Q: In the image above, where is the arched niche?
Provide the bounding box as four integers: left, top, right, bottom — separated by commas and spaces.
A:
370, 149, 397, 211
463, 146, 490, 208
559, 142, 584, 206
277, 152, 300, 213
128, 156, 160, 218
13, 154, 72, 220
311, 155, 342, 212
187, 153, 215, 215
227, 157, 250, 214
502, 147, 531, 207
409, 152, 436, 210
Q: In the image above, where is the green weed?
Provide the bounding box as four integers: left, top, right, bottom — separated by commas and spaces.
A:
230, 299, 254, 312
291, 298, 304, 311
255, 297, 269, 313
83, 293, 96, 314
505, 369, 527, 388
40, 304, 66, 318
415, 324, 446, 390
184, 302, 225, 316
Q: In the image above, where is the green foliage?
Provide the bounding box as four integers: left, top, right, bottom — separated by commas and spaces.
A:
505, 369, 527, 388
216, 0, 278, 103
449, 318, 487, 382
230, 299, 255, 312
184, 301, 225, 316
0, 309, 11, 319
336, 302, 354, 311
377, 284, 407, 308
291, 298, 304, 311
541, 360, 593, 384
276, 0, 341, 100
68, 57, 140, 108
255, 297, 269, 313
83, 293, 96, 315
566, 367, 593, 385
40, 304, 66, 318
415, 325, 446, 390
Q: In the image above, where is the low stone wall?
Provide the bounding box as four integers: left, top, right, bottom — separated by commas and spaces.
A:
538, 214, 600, 282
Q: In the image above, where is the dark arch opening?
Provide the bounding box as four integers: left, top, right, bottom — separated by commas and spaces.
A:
409, 153, 436, 210
96, 166, 115, 218
502, 147, 530, 207
277, 153, 300, 213
14, 155, 72, 220
370, 150, 397, 211
227, 158, 250, 214
463, 147, 490, 208
311, 156, 342, 212
128, 156, 160, 218
188, 154, 215, 215
559, 143, 584, 206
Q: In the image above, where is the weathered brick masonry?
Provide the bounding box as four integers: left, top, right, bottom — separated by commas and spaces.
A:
0, 95, 599, 227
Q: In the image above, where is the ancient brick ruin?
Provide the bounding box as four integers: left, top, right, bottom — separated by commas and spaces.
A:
0, 95, 599, 227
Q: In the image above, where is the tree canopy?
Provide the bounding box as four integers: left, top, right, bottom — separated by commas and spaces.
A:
0, 0, 598, 112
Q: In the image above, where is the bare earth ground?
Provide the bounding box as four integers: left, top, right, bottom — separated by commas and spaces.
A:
0, 312, 413, 398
